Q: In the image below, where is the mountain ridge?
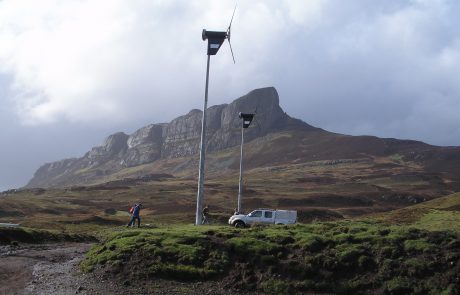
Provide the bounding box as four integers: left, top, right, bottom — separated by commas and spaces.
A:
26, 86, 460, 188
27, 87, 312, 187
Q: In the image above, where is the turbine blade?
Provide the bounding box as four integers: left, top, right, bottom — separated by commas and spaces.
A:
228, 40, 236, 63
227, 4, 237, 38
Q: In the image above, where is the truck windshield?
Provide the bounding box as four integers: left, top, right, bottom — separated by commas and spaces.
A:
249, 211, 262, 217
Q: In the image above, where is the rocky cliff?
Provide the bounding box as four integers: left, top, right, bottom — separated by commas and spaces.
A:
28, 86, 460, 188
27, 87, 313, 187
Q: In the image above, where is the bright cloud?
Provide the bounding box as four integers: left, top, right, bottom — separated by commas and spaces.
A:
0, 0, 459, 146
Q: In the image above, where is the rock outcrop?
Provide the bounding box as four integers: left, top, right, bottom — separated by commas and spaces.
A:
27, 87, 311, 187
124, 124, 165, 166
25, 86, 460, 188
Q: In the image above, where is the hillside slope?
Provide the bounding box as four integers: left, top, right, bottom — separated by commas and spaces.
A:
374, 192, 460, 232
26, 87, 460, 188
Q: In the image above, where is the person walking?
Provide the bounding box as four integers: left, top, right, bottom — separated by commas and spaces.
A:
202, 205, 209, 225
127, 203, 142, 228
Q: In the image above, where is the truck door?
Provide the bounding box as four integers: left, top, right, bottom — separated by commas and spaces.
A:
262, 210, 274, 224
247, 210, 263, 224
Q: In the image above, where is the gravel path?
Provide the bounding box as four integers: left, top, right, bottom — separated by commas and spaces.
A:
0, 243, 113, 295
0, 243, 246, 295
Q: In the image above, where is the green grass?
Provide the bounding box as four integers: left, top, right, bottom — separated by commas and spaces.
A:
81, 221, 459, 294
414, 210, 460, 232
81, 225, 232, 279
404, 239, 435, 252
389, 153, 404, 162
375, 192, 460, 234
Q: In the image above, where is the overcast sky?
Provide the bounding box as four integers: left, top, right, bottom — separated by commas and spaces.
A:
1, 0, 460, 190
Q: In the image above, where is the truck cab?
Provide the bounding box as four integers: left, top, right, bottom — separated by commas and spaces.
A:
228, 209, 297, 228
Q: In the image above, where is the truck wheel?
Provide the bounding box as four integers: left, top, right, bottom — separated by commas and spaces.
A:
234, 221, 245, 228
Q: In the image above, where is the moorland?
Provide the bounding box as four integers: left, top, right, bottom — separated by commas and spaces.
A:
1, 158, 459, 294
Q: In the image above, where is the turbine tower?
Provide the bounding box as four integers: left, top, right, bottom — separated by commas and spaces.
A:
237, 112, 254, 213
196, 7, 236, 225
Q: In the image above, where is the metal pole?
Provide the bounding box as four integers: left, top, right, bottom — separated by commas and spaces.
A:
237, 122, 244, 213
196, 54, 211, 225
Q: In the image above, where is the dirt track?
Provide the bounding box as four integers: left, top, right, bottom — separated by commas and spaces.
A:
0, 243, 120, 295
0, 243, 244, 295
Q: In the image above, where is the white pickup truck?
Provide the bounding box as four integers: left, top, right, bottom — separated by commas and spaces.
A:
0, 223, 20, 228
228, 209, 297, 228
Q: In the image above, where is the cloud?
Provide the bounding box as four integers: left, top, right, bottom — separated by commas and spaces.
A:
0, 0, 337, 126
254, 0, 460, 145
0, 0, 459, 146
0, 0, 205, 124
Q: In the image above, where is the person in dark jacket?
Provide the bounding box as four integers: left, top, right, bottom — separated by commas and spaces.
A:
127, 203, 142, 227
202, 205, 209, 224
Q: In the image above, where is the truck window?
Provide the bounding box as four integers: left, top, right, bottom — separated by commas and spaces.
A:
264, 211, 273, 218
249, 210, 262, 217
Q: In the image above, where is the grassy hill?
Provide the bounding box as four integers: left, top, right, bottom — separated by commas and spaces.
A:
374, 192, 460, 233
77, 193, 459, 294
1, 186, 459, 293
80, 220, 459, 294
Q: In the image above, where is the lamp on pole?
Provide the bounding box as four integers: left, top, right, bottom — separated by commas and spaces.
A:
196, 9, 236, 225
237, 112, 254, 213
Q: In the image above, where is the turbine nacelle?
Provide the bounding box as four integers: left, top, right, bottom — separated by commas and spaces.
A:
202, 30, 228, 56
239, 112, 255, 129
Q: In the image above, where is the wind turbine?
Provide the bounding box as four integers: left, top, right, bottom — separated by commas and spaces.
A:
196, 6, 236, 225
